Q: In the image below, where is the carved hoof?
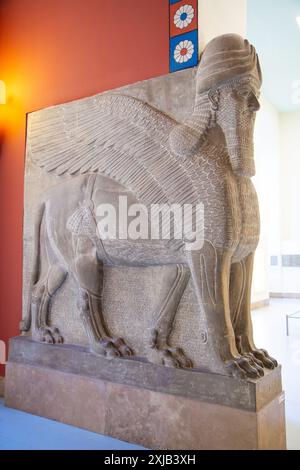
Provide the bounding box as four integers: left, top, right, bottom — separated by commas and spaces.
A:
148, 346, 193, 369
93, 337, 133, 358
227, 355, 264, 379
244, 352, 264, 369
36, 326, 64, 344
112, 337, 134, 357
252, 349, 278, 370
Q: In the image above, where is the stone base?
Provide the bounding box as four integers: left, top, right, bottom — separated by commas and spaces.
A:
5, 336, 286, 450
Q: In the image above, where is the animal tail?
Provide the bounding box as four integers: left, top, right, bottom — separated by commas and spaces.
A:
20, 202, 45, 333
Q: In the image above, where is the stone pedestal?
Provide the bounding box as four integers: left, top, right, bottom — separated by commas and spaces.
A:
5, 336, 286, 450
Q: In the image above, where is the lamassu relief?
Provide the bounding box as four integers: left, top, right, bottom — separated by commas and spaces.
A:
21, 34, 278, 379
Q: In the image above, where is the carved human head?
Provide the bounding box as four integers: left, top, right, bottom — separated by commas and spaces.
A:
196, 34, 262, 177
169, 34, 262, 178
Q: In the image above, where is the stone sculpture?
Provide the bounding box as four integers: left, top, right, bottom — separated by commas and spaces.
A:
21, 34, 278, 379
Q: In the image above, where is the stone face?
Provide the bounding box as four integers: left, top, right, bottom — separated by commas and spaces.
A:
5, 337, 286, 450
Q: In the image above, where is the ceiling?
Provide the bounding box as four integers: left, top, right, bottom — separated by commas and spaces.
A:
248, 0, 300, 112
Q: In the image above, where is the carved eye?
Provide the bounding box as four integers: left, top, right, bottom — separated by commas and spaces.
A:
238, 89, 252, 99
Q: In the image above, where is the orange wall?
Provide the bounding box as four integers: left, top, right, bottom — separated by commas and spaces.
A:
0, 0, 169, 374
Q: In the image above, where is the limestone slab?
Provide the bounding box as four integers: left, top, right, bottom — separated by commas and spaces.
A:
5, 336, 286, 450
8, 336, 282, 412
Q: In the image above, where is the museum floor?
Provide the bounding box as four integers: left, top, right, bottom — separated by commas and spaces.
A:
0, 298, 299, 450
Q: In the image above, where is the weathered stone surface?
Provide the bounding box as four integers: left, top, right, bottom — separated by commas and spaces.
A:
22, 68, 220, 372
8, 336, 282, 412
257, 392, 287, 450
20, 34, 278, 379
5, 339, 286, 450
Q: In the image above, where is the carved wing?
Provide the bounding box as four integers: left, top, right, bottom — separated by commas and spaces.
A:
28, 94, 199, 207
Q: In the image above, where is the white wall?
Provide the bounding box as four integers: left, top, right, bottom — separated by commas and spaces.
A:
271, 111, 300, 294
198, 0, 247, 52
252, 96, 281, 302
255, 108, 300, 296
280, 112, 300, 242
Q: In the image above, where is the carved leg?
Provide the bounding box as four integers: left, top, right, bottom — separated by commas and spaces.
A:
147, 264, 192, 368
75, 237, 132, 358
231, 254, 278, 370
31, 265, 67, 343
188, 244, 263, 378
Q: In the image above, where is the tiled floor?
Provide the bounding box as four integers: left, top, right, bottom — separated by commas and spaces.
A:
0, 298, 299, 450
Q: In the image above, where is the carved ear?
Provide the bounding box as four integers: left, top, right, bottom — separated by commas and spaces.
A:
208, 88, 220, 111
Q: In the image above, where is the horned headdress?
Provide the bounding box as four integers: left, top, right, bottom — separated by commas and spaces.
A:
197, 33, 262, 93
